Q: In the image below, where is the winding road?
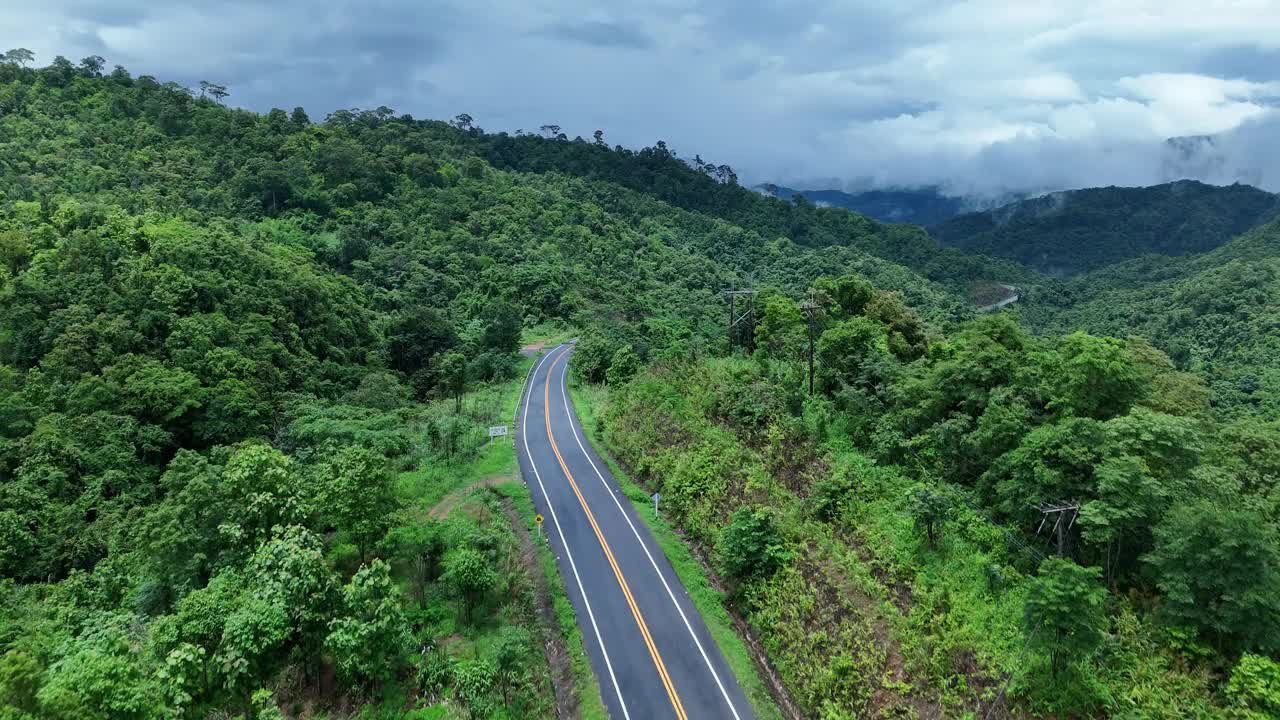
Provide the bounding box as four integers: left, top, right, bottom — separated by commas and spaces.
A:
517, 343, 755, 720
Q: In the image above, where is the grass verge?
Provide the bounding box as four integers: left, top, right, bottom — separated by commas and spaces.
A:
397, 342, 606, 719
495, 482, 609, 720
568, 375, 786, 720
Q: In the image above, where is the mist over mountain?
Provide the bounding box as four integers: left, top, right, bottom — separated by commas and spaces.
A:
930, 180, 1280, 276
755, 184, 1033, 226
765, 112, 1280, 229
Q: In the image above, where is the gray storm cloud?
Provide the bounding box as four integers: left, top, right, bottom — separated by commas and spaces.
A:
4, 0, 1280, 199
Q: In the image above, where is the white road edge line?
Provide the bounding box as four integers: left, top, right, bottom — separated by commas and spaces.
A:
521, 345, 631, 720
556, 355, 745, 720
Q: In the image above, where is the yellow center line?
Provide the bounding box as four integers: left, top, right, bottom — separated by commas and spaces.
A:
543, 351, 688, 720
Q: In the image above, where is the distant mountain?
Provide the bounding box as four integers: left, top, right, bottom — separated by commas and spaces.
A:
1026, 215, 1280, 417
929, 180, 1280, 277
756, 184, 970, 226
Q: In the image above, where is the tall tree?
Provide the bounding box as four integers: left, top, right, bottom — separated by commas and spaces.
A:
1024, 557, 1106, 679
1145, 501, 1280, 654
3, 48, 34, 67
317, 447, 401, 561
325, 560, 411, 690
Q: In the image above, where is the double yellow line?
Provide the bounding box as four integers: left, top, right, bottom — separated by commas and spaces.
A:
542, 351, 688, 720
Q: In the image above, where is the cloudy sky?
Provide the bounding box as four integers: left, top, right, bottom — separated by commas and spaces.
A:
6, 0, 1280, 196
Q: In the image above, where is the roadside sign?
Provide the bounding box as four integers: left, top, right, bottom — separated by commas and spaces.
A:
652, 492, 661, 516
488, 425, 508, 438
535, 513, 544, 525
534, 513, 544, 538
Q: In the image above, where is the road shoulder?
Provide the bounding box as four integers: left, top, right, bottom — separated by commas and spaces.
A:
567, 376, 789, 720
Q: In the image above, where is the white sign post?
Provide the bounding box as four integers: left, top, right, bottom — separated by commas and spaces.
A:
488, 425, 508, 439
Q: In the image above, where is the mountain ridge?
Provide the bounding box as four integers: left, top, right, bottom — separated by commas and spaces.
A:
929, 179, 1280, 276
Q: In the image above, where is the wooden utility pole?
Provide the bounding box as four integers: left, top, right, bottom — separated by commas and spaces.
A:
1035, 501, 1080, 557
800, 299, 820, 395
724, 289, 756, 353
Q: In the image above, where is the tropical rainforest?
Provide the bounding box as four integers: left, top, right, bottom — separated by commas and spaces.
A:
1, 51, 1279, 719
931, 181, 1280, 276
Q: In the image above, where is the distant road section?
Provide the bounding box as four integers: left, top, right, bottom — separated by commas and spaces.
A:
977, 284, 1020, 312
517, 344, 755, 720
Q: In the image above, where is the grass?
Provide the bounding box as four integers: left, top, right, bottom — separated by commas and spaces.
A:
495, 482, 609, 720
520, 320, 578, 349
394, 337, 607, 719
567, 375, 786, 720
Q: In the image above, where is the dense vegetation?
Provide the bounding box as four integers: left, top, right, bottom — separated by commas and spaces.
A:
1021, 217, 1280, 421
3, 49, 1280, 720
0, 52, 986, 718
933, 180, 1280, 276
594, 275, 1280, 718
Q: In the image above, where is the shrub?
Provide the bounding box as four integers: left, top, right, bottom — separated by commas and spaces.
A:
718, 508, 789, 584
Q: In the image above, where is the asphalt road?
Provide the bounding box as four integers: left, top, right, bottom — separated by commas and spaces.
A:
516, 343, 756, 720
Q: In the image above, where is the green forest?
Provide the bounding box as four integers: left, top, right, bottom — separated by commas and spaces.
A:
931, 181, 1280, 277
1, 51, 1279, 719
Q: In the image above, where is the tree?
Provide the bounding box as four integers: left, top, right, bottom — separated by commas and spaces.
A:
37, 637, 163, 720
1144, 501, 1280, 654
718, 508, 789, 583
3, 48, 34, 67
387, 307, 457, 387
439, 351, 467, 412
1225, 654, 1280, 720
78, 56, 105, 77
219, 444, 307, 554
606, 345, 640, 385
755, 294, 805, 362
986, 416, 1107, 534
245, 526, 340, 682
453, 113, 474, 130
815, 274, 875, 319
481, 302, 522, 354
864, 291, 926, 360
444, 547, 497, 623
573, 334, 615, 384
0, 510, 36, 578
325, 560, 411, 690
198, 80, 228, 104
816, 317, 890, 395
0, 649, 41, 714
462, 156, 486, 179
384, 521, 446, 603
218, 594, 291, 707
1041, 332, 1145, 420
593, 129, 605, 146
1024, 557, 1106, 679
318, 447, 401, 561
908, 485, 950, 550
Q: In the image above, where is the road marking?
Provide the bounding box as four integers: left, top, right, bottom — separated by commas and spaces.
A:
544, 351, 689, 720
519, 345, 632, 720
555, 354, 746, 720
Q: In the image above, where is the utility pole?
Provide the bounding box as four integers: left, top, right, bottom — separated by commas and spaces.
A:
724, 289, 756, 354
1035, 501, 1080, 557
800, 299, 820, 395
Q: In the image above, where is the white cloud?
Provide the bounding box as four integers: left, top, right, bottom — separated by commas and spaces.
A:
3, 0, 1280, 196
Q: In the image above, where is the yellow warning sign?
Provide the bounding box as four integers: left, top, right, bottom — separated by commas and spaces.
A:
534, 513, 544, 525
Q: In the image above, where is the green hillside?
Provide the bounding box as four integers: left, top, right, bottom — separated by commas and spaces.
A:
932, 180, 1280, 276
1023, 217, 1280, 419
2, 54, 1279, 720
0, 54, 972, 719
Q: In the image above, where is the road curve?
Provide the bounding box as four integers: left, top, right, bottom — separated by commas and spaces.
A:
516, 343, 755, 720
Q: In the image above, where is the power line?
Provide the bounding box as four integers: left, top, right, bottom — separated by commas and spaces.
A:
724, 289, 756, 354
983, 621, 1042, 720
